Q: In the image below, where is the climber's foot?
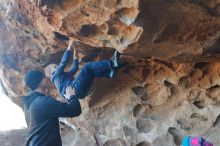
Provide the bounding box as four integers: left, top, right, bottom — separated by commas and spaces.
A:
108, 69, 117, 78
111, 50, 121, 68
108, 62, 128, 78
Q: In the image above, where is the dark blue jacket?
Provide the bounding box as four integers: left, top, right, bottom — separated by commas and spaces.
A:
51, 50, 78, 97
23, 91, 81, 146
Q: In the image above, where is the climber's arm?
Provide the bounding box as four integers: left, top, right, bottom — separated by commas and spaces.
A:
68, 47, 79, 76
56, 39, 74, 73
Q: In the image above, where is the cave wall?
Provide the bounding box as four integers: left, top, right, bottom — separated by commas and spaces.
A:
0, 0, 220, 145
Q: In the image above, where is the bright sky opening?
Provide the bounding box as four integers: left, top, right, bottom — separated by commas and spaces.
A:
0, 87, 27, 131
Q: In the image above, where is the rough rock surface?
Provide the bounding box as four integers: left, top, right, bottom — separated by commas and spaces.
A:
0, 129, 27, 146
0, 0, 220, 145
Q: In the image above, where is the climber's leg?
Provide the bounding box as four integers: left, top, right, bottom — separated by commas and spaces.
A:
71, 60, 113, 99
83, 50, 121, 78
84, 60, 113, 77
71, 50, 121, 99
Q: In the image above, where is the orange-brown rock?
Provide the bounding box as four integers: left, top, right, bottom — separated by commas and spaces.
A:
0, 0, 220, 145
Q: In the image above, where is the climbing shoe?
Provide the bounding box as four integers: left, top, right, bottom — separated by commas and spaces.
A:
111, 50, 121, 68
108, 62, 128, 78
108, 69, 116, 78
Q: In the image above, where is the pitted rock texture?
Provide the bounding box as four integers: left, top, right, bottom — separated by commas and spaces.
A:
0, 0, 220, 146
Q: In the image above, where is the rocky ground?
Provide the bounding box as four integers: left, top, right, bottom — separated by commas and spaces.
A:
0, 0, 220, 145
0, 129, 27, 146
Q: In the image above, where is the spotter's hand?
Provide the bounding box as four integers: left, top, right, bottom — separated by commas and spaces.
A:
64, 86, 76, 100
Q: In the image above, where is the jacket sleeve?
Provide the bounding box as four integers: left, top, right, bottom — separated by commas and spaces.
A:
36, 95, 81, 118
68, 59, 79, 76
55, 50, 72, 74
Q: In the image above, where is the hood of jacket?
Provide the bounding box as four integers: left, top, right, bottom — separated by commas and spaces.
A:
22, 91, 45, 110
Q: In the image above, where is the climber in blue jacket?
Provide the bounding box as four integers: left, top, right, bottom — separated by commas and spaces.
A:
23, 70, 81, 146
45, 39, 121, 99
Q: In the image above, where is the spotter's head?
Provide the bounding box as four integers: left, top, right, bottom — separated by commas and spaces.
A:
24, 70, 46, 91
44, 64, 57, 78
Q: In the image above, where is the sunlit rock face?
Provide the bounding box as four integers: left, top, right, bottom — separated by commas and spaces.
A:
0, 0, 220, 145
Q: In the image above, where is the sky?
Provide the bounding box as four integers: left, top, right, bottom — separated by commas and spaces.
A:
0, 89, 27, 131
